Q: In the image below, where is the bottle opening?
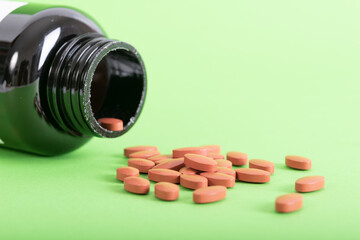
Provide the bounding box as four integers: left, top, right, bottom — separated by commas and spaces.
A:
90, 48, 145, 132
46, 34, 146, 138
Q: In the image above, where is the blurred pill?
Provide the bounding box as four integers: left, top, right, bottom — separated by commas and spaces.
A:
116, 166, 139, 181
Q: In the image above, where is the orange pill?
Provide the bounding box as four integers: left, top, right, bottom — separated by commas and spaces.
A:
124, 177, 150, 194
97, 118, 123, 131
193, 186, 227, 204
275, 193, 303, 213
155, 182, 179, 201
249, 159, 275, 174
201, 145, 221, 154
285, 155, 311, 170
235, 168, 270, 183
200, 172, 235, 188
152, 158, 185, 171
179, 166, 199, 175
295, 176, 325, 192
116, 166, 140, 181
180, 174, 208, 190
124, 146, 158, 157
154, 159, 170, 165
129, 150, 161, 159
173, 147, 208, 158
216, 167, 236, 178
128, 158, 155, 173
226, 151, 248, 166
148, 169, 181, 183
215, 159, 232, 169
184, 154, 217, 172
148, 154, 172, 162
208, 153, 225, 160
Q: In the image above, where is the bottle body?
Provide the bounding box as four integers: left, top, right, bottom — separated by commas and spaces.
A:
0, 2, 146, 155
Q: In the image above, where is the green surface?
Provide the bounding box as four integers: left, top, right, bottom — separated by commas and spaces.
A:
1, 0, 360, 239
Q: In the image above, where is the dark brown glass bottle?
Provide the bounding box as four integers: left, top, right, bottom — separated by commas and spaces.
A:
0, 2, 147, 155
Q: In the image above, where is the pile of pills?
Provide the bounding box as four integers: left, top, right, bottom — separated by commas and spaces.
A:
116, 145, 325, 213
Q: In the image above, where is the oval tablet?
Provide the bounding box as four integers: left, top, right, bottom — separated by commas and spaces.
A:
200, 172, 235, 188
226, 151, 248, 166
285, 155, 311, 170
155, 182, 179, 201
295, 176, 325, 192
128, 158, 155, 173
215, 159, 232, 169
179, 166, 198, 175
129, 150, 161, 159
180, 174, 208, 189
148, 169, 181, 183
193, 186, 227, 204
116, 166, 139, 181
184, 154, 217, 172
124, 177, 150, 194
98, 118, 123, 131
152, 158, 185, 171
148, 154, 172, 162
249, 159, 275, 174
275, 193, 303, 213
216, 167, 236, 178
208, 153, 225, 160
173, 147, 208, 158
235, 168, 270, 183
201, 145, 221, 154
124, 146, 158, 157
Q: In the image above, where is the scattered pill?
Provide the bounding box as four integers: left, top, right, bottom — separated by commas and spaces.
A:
155, 182, 179, 201
285, 155, 311, 170
124, 146, 158, 157
148, 169, 181, 183
235, 168, 270, 183
249, 159, 275, 174
226, 151, 248, 166
116, 166, 139, 181
275, 193, 303, 213
200, 172, 235, 188
208, 153, 225, 160
180, 174, 208, 190
193, 186, 227, 204
152, 158, 185, 171
216, 167, 236, 178
215, 159, 232, 169
124, 177, 150, 194
184, 154, 217, 172
148, 154, 172, 162
97, 118, 123, 131
179, 166, 199, 175
129, 150, 161, 159
201, 145, 221, 154
173, 147, 208, 158
295, 176, 325, 193
154, 159, 170, 165
128, 158, 155, 173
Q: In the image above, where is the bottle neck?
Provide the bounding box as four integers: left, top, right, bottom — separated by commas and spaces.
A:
46, 33, 146, 137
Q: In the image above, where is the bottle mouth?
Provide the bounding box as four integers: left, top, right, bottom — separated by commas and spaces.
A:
85, 41, 146, 137
46, 33, 146, 138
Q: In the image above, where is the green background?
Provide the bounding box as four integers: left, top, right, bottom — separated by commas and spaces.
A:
1, 0, 360, 239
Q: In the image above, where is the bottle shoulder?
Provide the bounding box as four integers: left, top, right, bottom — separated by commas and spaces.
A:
0, 7, 104, 90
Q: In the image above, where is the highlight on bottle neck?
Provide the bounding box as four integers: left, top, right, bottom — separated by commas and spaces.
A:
46, 33, 146, 137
